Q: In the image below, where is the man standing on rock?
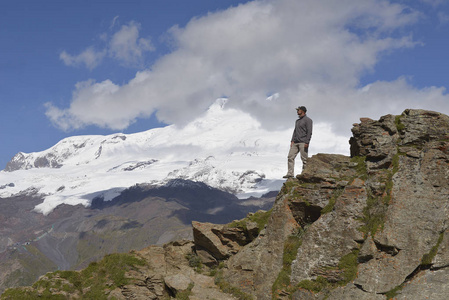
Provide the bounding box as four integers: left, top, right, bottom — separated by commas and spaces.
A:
283, 106, 313, 178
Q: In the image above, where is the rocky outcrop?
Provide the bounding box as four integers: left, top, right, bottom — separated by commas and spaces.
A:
350, 109, 449, 295
192, 216, 261, 263
2, 109, 449, 299
218, 109, 449, 299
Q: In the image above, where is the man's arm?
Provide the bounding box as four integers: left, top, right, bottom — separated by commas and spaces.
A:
305, 118, 313, 147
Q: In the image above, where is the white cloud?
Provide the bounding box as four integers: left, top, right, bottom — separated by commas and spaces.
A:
45, 79, 140, 131
49, 0, 449, 139
60, 21, 154, 69
59, 47, 106, 70
109, 21, 155, 66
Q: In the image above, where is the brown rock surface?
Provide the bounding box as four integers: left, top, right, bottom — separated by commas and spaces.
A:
119, 240, 238, 299
221, 190, 300, 299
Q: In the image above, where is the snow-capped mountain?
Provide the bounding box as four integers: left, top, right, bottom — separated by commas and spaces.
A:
0, 99, 291, 215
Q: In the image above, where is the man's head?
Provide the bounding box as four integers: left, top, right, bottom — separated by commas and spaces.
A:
296, 106, 307, 117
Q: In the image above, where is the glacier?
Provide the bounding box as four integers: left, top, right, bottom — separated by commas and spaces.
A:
0, 99, 348, 214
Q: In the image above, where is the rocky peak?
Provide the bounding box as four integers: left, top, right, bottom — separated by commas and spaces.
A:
350, 109, 449, 170
3, 109, 449, 300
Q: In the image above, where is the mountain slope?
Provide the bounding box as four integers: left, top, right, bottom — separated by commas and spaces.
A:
0, 179, 277, 294
0, 99, 289, 215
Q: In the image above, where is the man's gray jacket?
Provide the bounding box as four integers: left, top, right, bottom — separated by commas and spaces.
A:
291, 115, 313, 144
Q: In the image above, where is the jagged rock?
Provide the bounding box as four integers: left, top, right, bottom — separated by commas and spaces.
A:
33, 153, 63, 169
221, 190, 300, 299
145, 274, 166, 298
219, 227, 249, 247
192, 221, 238, 260
290, 157, 366, 284
195, 248, 218, 266
350, 114, 399, 170
192, 216, 259, 264
4, 153, 28, 171
354, 114, 449, 293
117, 241, 238, 299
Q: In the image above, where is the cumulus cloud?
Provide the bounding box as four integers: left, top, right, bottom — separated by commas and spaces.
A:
45, 78, 143, 131
59, 21, 154, 69
49, 0, 449, 138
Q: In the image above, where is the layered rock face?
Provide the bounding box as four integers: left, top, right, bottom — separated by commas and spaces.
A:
218, 109, 449, 299
2, 109, 448, 299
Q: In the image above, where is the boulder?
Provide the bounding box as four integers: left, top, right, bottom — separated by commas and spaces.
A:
191, 214, 262, 264
192, 221, 249, 261
192, 222, 232, 260
164, 274, 192, 294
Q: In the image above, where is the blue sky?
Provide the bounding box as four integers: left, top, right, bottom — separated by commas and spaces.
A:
1, 0, 449, 169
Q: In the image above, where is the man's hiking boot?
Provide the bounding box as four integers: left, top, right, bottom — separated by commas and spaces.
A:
283, 175, 293, 179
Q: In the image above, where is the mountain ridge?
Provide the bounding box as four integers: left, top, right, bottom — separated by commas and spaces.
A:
0, 99, 291, 215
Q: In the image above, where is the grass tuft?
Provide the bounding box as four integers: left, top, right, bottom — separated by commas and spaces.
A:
350, 156, 368, 180
421, 232, 445, 266
395, 115, 405, 132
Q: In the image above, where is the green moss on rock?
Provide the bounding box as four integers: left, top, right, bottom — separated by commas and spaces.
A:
321, 188, 344, 214
395, 115, 405, 132
421, 232, 445, 266
295, 249, 360, 295
228, 209, 273, 234
350, 156, 368, 180
272, 231, 304, 298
